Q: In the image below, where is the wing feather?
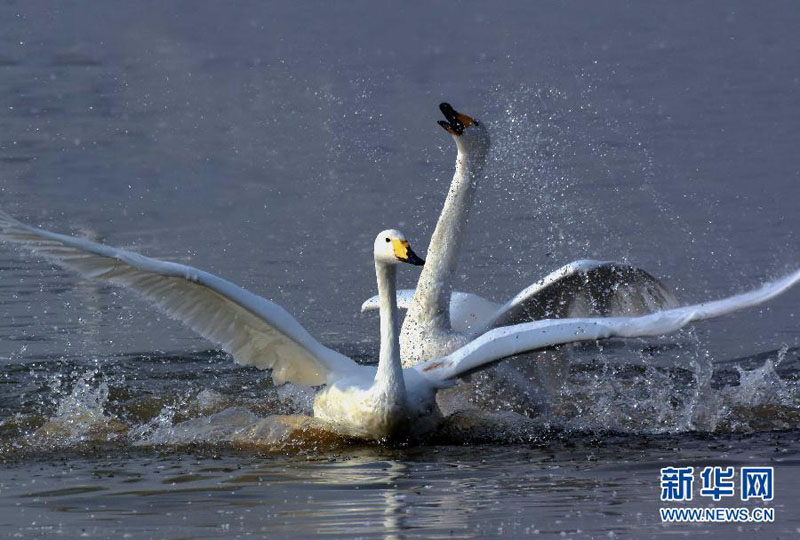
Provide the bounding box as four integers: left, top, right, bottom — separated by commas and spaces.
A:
416, 268, 800, 381
0, 211, 360, 386
361, 290, 417, 312
484, 260, 678, 329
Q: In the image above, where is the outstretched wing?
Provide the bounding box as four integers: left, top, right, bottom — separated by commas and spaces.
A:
415, 268, 800, 382
361, 290, 500, 333
0, 212, 361, 386
483, 260, 678, 330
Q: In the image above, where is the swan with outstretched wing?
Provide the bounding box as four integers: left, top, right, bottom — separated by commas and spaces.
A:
2, 211, 798, 440
362, 103, 677, 364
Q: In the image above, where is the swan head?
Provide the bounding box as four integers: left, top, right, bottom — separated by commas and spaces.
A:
374, 230, 425, 266
437, 102, 490, 159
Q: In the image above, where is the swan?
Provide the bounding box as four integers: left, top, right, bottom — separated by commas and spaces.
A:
2, 211, 799, 441
362, 103, 677, 365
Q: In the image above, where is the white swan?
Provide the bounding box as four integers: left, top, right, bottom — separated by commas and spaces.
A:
363, 103, 677, 364
2, 211, 799, 441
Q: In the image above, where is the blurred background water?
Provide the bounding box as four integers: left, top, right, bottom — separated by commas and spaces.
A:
1, 1, 799, 538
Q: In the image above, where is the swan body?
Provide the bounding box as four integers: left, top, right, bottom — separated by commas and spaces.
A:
2, 211, 799, 441
313, 366, 439, 440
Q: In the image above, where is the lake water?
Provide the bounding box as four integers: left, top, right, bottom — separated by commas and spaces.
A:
1, 1, 799, 538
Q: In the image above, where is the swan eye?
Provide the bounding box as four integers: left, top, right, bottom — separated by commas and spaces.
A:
385, 238, 390, 243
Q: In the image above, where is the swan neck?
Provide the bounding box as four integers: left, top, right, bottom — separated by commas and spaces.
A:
406, 147, 485, 331
375, 262, 406, 400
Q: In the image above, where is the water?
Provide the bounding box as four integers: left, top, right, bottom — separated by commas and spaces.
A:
1, 1, 799, 537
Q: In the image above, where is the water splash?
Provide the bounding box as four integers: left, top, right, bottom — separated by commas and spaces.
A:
547, 344, 800, 435
1, 344, 798, 455
29, 369, 124, 447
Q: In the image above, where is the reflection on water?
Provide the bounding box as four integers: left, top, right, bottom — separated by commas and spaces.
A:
4, 435, 799, 538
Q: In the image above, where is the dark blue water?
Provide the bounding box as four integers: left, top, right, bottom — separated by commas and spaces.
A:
1, 1, 799, 538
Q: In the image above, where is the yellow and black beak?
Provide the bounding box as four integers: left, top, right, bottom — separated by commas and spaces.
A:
437, 102, 475, 136
392, 239, 425, 266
